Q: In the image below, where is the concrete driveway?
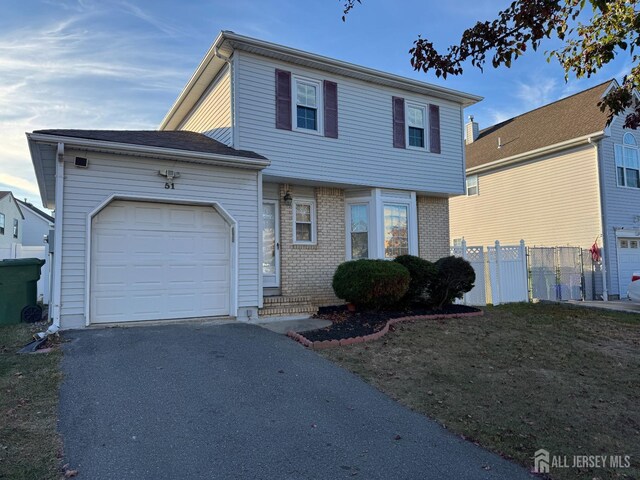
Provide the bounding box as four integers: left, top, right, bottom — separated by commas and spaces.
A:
59, 323, 534, 480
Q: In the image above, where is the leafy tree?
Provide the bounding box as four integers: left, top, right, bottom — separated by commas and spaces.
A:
341, 0, 640, 128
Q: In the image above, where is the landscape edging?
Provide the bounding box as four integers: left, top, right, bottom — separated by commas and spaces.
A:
286, 310, 484, 349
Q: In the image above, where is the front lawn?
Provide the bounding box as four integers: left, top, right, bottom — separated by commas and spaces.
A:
0, 322, 62, 480
319, 302, 640, 479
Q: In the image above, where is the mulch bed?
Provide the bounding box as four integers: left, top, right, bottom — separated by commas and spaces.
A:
303, 304, 481, 342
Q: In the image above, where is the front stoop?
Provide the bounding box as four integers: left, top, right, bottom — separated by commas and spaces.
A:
258, 296, 317, 318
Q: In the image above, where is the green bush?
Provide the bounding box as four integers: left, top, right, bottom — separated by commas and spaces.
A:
427, 256, 476, 309
332, 259, 410, 310
393, 255, 437, 305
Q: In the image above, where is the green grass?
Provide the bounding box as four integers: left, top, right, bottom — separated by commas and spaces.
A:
320, 303, 640, 480
0, 322, 62, 480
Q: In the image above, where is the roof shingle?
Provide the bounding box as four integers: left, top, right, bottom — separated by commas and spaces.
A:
466, 81, 612, 169
32, 130, 267, 160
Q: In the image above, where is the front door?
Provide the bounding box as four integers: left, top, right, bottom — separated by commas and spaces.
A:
262, 201, 280, 288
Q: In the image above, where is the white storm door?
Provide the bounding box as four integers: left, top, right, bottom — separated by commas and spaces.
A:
262, 201, 280, 288
91, 201, 231, 323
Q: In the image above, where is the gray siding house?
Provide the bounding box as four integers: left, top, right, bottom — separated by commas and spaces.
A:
0, 191, 23, 252
450, 80, 640, 299
28, 31, 480, 329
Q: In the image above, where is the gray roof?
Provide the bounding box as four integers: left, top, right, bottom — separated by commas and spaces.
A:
32, 130, 267, 160
16, 199, 54, 223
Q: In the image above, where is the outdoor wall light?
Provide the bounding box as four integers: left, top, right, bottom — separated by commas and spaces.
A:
283, 191, 292, 205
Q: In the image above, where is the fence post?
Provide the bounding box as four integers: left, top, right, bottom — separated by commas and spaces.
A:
494, 240, 502, 305
520, 240, 528, 302
461, 239, 468, 305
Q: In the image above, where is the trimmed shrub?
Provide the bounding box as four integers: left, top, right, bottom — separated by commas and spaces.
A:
427, 256, 476, 309
393, 255, 437, 305
332, 259, 410, 310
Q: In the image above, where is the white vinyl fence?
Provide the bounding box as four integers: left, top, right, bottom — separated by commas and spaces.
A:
451, 240, 529, 306
0, 243, 50, 304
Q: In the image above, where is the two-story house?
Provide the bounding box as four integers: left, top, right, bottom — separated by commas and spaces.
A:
450, 80, 640, 300
0, 191, 24, 256
27, 31, 480, 329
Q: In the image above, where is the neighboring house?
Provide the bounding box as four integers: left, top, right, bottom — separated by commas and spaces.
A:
0, 191, 24, 253
27, 31, 481, 329
15, 199, 53, 246
450, 80, 640, 299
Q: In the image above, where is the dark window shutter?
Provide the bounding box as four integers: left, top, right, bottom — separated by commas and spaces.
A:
392, 97, 405, 148
429, 104, 441, 154
275, 69, 292, 130
323, 80, 338, 138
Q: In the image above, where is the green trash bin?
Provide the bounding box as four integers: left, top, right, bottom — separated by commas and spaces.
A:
0, 258, 45, 325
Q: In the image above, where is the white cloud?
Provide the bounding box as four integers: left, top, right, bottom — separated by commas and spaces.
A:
0, 8, 194, 207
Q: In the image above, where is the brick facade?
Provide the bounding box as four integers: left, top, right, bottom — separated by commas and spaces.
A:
279, 185, 345, 306
417, 196, 450, 261
276, 188, 450, 307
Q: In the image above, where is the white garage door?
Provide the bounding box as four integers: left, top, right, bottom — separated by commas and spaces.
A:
91, 201, 231, 323
617, 237, 640, 297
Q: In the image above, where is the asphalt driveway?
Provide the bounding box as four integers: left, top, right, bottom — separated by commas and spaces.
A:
59, 323, 534, 479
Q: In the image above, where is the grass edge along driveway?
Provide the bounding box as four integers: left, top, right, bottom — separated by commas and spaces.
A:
320, 302, 640, 480
0, 322, 63, 480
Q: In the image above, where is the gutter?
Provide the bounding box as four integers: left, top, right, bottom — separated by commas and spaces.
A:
26, 133, 270, 170
467, 131, 607, 175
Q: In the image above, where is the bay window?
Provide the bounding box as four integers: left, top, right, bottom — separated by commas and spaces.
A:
383, 204, 409, 258
349, 204, 369, 259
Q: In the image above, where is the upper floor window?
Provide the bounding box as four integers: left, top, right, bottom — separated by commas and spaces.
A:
406, 103, 426, 149
615, 133, 639, 188
466, 175, 479, 196
293, 77, 322, 133
0, 213, 4, 235
12, 218, 18, 238
276, 69, 338, 138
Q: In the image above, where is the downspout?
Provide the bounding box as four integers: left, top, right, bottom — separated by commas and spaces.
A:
51, 142, 65, 329
591, 137, 608, 301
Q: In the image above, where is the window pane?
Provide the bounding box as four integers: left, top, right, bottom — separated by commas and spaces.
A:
618, 166, 626, 186
262, 204, 276, 275
0, 213, 4, 228
295, 223, 311, 242
296, 106, 317, 130
625, 146, 639, 169
408, 126, 425, 147
295, 203, 311, 222
384, 204, 408, 258
350, 204, 368, 233
628, 168, 640, 188
351, 232, 369, 259
296, 83, 317, 108
624, 133, 637, 146
407, 106, 424, 127
615, 144, 624, 167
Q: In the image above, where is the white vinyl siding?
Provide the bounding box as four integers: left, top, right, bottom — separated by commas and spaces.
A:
58, 150, 260, 328
0, 194, 22, 248
234, 52, 465, 195
450, 144, 601, 249
178, 65, 233, 146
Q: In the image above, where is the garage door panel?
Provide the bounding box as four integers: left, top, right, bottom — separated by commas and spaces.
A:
91, 201, 231, 324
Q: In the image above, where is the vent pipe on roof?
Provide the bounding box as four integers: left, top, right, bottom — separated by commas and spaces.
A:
465, 115, 479, 144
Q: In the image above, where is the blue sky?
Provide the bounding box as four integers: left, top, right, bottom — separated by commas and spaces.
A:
1, 0, 633, 207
